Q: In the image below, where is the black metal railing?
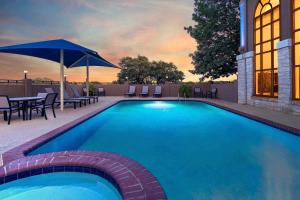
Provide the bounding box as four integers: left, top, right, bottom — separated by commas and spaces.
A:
0, 79, 24, 85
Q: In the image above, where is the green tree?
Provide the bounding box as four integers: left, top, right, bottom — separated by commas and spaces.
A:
117, 55, 152, 84
117, 55, 184, 84
150, 61, 184, 84
185, 0, 240, 80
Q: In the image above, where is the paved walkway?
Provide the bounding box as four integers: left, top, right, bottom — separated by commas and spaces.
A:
1, 97, 300, 156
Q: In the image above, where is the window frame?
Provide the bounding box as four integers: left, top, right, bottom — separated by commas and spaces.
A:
293, 0, 300, 100
253, 1, 280, 98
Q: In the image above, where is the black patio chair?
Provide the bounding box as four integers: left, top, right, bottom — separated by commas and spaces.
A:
97, 87, 105, 96
194, 87, 203, 97
29, 93, 57, 120
0, 95, 21, 125
153, 85, 162, 97
125, 85, 136, 97
140, 85, 149, 97
207, 88, 218, 99
71, 85, 98, 103
69, 85, 91, 105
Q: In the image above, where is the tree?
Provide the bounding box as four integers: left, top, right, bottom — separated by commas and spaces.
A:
117, 55, 184, 84
117, 55, 152, 84
185, 0, 240, 80
150, 61, 184, 84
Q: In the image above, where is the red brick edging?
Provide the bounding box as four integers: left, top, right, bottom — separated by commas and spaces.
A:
0, 151, 167, 200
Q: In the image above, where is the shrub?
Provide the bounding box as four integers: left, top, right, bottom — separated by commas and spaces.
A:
179, 84, 192, 97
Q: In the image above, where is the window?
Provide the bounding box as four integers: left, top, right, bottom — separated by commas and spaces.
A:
294, 0, 300, 100
254, 0, 280, 97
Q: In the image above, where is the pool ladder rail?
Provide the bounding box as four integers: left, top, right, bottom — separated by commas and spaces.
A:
177, 92, 187, 103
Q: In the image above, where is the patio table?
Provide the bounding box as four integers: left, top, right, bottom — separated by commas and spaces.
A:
9, 96, 43, 120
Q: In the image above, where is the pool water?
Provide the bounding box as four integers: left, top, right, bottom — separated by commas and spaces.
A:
0, 172, 121, 200
29, 101, 300, 199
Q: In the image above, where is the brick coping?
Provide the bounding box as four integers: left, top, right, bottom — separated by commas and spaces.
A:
1, 98, 300, 200
0, 151, 167, 200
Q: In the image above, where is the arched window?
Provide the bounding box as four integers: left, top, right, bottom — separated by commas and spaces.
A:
293, 0, 300, 100
254, 0, 280, 97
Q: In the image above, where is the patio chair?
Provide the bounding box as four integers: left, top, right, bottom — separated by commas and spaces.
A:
139, 85, 149, 97
193, 87, 203, 98
125, 85, 136, 97
153, 85, 162, 97
36, 92, 47, 103
64, 90, 88, 106
0, 95, 21, 125
29, 93, 57, 120
71, 85, 98, 103
45, 88, 81, 109
97, 87, 105, 96
207, 88, 217, 99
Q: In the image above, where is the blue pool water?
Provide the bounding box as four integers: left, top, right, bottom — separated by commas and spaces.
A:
29, 101, 300, 199
0, 172, 121, 200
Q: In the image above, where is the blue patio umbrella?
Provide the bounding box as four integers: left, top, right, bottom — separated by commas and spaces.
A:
0, 39, 118, 110
69, 53, 119, 97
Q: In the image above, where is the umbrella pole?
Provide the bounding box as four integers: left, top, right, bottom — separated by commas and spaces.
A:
60, 49, 64, 111
86, 56, 89, 97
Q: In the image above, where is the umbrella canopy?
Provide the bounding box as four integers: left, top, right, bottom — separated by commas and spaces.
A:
69, 54, 119, 97
0, 39, 110, 67
70, 54, 117, 68
0, 39, 117, 110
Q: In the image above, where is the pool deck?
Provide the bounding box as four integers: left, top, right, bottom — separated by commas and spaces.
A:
1, 96, 300, 200
1, 96, 300, 157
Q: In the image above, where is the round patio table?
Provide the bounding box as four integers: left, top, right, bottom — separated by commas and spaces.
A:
9, 97, 43, 120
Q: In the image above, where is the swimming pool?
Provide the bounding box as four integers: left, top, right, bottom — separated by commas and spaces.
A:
28, 101, 300, 199
0, 172, 121, 200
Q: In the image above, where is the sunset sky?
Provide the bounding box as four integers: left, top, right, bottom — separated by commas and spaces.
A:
0, 0, 201, 82
0, 0, 236, 83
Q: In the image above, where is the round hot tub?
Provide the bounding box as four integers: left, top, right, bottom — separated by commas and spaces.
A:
0, 172, 121, 200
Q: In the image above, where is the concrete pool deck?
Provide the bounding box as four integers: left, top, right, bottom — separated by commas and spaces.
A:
1, 96, 300, 157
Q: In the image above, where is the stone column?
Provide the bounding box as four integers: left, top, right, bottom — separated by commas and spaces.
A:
237, 54, 247, 104
277, 39, 293, 109
24, 79, 32, 97
245, 51, 254, 105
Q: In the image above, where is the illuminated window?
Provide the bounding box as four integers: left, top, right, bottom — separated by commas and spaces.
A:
254, 0, 280, 97
294, 0, 300, 100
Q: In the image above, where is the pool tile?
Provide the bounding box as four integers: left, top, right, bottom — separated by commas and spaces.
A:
30, 168, 43, 176
18, 171, 30, 179
4, 174, 17, 183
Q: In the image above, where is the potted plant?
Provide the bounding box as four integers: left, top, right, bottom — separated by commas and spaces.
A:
179, 83, 192, 98
88, 82, 97, 95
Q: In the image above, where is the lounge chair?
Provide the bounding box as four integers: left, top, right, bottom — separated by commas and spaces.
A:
193, 87, 203, 98
71, 85, 98, 103
125, 85, 136, 97
207, 88, 217, 99
153, 85, 162, 97
97, 87, 105, 96
64, 89, 88, 106
0, 95, 21, 125
45, 88, 81, 109
139, 85, 149, 97
29, 93, 57, 120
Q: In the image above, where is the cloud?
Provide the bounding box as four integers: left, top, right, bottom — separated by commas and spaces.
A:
0, 0, 199, 82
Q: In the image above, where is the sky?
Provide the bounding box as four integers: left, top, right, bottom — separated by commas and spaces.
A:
0, 0, 236, 83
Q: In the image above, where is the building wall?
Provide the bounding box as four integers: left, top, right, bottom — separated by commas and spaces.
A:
244, 0, 292, 52
238, 39, 300, 114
